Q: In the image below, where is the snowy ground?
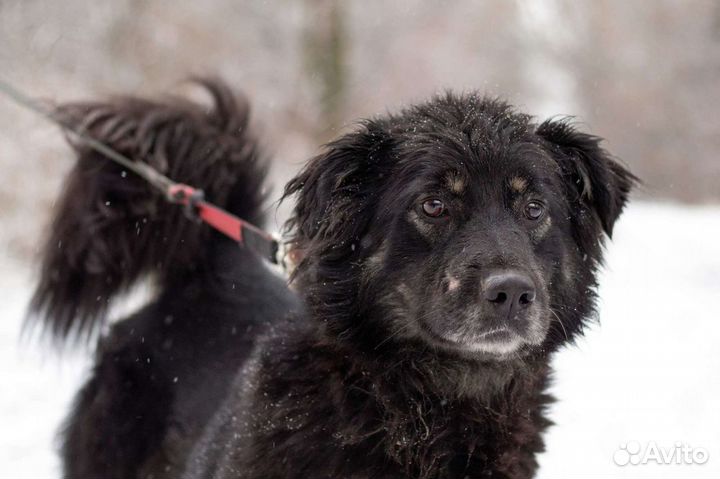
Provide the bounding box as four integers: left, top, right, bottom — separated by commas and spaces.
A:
1, 201, 719, 478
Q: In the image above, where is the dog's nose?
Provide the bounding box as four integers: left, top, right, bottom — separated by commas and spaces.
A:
482, 271, 536, 318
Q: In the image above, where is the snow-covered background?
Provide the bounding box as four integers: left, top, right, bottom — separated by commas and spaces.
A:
1, 201, 718, 478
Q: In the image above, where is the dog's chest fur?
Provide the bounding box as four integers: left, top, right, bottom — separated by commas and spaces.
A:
204, 329, 553, 479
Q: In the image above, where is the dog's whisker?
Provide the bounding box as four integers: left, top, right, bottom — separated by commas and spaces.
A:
374, 321, 413, 350
549, 308, 570, 341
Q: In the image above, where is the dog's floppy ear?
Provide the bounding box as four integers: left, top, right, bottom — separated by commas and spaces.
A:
536, 118, 637, 237
283, 122, 392, 259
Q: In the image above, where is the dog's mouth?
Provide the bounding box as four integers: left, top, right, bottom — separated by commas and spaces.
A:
415, 320, 530, 357
445, 328, 525, 354
410, 301, 553, 357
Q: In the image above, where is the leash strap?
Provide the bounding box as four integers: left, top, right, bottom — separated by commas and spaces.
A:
0, 77, 283, 267
167, 184, 279, 264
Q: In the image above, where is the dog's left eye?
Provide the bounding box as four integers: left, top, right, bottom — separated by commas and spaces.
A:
524, 201, 545, 220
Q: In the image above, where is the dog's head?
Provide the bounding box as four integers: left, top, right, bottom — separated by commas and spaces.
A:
284, 93, 635, 360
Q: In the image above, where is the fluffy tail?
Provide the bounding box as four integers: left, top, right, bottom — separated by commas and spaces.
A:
28, 79, 268, 344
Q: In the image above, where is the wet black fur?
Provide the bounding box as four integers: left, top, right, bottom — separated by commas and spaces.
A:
31, 81, 635, 478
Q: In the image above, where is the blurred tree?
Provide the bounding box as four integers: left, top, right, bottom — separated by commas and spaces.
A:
302, 0, 347, 140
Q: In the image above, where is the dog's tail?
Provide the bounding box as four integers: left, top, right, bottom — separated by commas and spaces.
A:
28, 79, 268, 344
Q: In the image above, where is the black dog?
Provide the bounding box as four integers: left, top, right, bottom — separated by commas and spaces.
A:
30, 80, 634, 478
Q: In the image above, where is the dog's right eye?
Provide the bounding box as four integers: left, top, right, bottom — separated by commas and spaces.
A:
524, 201, 545, 220
421, 199, 447, 218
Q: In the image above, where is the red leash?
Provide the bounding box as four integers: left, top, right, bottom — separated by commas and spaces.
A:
0, 78, 283, 267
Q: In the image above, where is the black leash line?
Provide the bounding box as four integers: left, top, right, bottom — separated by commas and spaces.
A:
0, 78, 284, 267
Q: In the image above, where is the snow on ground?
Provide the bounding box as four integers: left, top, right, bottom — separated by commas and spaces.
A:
0, 201, 718, 478
0, 259, 87, 478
